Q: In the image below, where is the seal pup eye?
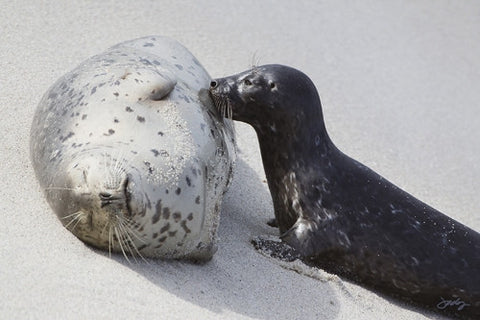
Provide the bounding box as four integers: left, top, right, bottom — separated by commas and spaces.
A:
269, 82, 276, 89
244, 79, 252, 86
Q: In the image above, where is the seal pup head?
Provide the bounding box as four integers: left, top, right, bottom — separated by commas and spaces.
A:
209, 64, 326, 138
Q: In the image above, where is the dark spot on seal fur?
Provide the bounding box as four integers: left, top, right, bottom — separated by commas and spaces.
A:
152, 206, 161, 224
60, 131, 74, 142
151, 149, 160, 157
103, 129, 115, 136
187, 213, 193, 221
181, 220, 191, 234
137, 116, 145, 123
113, 92, 119, 97
195, 196, 200, 204
192, 58, 201, 67
151, 212, 160, 225
160, 223, 170, 234
173, 212, 181, 222
158, 131, 164, 136
162, 207, 170, 219
81, 114, 87, 120
186, 176, 191, 187
143, 42, 154, 47
168, 231, 177, 237
157, 236, 167, 243
153, 199, 163, 220
125, 106, 133, 112
175, 187, 181, 195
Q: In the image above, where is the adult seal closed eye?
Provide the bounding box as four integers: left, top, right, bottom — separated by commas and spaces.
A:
30, 36, 236, 262
209, 64, 480, 319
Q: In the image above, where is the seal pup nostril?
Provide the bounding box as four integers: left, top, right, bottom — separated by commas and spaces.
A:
210, 80, 217, 89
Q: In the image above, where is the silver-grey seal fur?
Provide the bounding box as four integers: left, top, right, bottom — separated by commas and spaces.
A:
30, 36, 235, 261
210, 64, 479, 319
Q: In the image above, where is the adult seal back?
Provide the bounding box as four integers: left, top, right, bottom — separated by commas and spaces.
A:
209, 64, 480, 319
30, 36, 236, 261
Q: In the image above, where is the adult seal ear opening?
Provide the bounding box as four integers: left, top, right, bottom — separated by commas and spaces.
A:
209, 64, 480, 319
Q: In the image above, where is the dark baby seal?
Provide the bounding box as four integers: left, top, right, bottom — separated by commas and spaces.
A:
209, 64, 480, 319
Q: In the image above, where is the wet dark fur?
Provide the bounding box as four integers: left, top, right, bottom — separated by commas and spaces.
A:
210, 64, 480, 319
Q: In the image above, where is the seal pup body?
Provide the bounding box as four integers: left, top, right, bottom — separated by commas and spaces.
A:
210, 64, 479, 318
30, 36, 235, 261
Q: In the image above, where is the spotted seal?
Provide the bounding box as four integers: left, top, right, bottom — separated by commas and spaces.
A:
30, 36, 235, 261
209, 64, 479, 318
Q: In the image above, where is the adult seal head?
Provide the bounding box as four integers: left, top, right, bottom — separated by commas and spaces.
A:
30, 36, 236, 262
209, 64, 480, 318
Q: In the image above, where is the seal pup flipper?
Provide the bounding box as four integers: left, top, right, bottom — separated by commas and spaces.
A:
266, 218, 278, 228
251, 236, 302, 262
253, 218, 338, 263
280, 218, 338, 258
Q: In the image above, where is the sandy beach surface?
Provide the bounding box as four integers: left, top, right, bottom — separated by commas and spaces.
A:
1, 1, 479, 319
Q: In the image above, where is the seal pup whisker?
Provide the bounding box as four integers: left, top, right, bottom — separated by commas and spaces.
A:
210, 91, 233, 120
250, 51, 262, 70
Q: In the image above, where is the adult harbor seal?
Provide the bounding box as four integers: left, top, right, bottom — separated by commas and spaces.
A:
209, 64, 480, 318
30, 36, 235, 261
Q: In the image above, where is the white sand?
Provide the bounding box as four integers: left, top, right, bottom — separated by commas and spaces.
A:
1, 1, 479, 319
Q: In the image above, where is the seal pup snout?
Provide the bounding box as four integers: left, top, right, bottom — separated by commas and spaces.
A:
209, 78, 234, 119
